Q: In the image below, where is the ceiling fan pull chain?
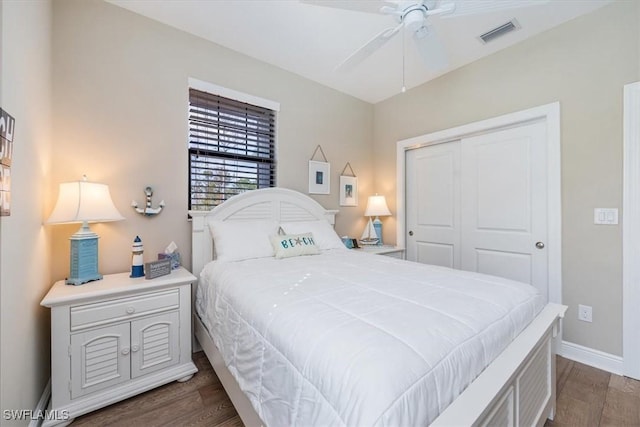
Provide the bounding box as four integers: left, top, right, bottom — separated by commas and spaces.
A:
402, 24, 406, 93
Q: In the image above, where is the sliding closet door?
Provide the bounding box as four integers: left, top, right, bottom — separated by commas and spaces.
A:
460, 121, 548, 299
405, 141, 461, 268
405, 121, 548, 299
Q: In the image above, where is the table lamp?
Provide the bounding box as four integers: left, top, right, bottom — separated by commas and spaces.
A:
362, 194, 391, 245
47, 176, 124, 285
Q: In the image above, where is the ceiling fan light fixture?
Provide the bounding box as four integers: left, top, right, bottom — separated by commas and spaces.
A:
403, 8, 426, 32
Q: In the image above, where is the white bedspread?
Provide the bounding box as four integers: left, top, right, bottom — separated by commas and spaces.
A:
196, 250, 544, 426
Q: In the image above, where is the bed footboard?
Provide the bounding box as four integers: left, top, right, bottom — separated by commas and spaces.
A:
431, 303, 566, 427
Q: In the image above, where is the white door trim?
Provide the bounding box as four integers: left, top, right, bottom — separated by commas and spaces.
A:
396, 102, 562, 304
623, 81, 640, 379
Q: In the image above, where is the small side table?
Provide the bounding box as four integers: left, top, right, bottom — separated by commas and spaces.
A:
357, 245, 405, 259
40, 267, 198, 426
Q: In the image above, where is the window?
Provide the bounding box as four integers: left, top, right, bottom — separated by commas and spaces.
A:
188, 88, 276, 210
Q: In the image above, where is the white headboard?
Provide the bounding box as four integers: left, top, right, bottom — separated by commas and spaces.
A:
189, 187, 338, 277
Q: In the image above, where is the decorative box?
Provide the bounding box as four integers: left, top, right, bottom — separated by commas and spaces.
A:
145, 259, 171, 280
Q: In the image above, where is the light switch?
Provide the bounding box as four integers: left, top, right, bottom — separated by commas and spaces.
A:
594, 208, 618, 225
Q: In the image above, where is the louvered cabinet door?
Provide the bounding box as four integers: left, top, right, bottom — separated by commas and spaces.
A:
130, 311, 180, 378
70, 323, 131, 399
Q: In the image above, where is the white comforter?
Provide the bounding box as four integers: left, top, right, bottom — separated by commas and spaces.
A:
196, 250, 544, 426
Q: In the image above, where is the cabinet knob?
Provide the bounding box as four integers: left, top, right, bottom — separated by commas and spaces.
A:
126, 306, 135, 314
131, 345, 139, 352
121, 348, 130, 355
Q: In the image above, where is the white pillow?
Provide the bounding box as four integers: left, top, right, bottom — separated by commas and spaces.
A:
280, 220, 346, 251
208, 219, 278, 262
270, 232, 320, 259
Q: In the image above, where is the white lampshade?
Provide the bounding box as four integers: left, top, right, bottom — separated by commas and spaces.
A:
47, 177, 124, 285
364, 194, 391, 218
47, 178, 124, 224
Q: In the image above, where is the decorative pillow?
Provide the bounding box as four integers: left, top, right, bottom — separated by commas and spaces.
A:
270, 232, 320, 259
208, 219, 278, 262
280, 220, 346, 251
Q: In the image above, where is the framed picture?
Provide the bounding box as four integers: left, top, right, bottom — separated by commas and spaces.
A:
0, 108, 14, 217
339, 175, 358, 206
0, 164, 10, 216
308, 160, 330, 194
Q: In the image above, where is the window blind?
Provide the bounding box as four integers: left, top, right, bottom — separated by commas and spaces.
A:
189, 88, 276, 210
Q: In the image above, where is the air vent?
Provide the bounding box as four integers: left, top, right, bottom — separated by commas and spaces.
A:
478, 19, 520, 44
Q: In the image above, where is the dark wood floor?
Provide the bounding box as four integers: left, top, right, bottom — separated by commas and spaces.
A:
73, 352, 242, 427
74, 352, 639, 426
545, 356, 640, 427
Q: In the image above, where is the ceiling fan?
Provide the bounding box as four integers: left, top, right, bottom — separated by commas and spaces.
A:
302, 0, 547, 73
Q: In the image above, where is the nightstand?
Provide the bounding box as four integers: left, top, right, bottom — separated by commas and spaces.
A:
357, 245, 405, 259
40, 267, 198, 427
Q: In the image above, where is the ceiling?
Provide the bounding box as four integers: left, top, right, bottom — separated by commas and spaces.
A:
107, 0, 611, 104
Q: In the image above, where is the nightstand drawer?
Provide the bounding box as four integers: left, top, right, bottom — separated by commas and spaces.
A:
70, 289, 179, 331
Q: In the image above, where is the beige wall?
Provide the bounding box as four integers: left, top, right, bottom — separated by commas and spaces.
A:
51, 0, 373, 282
373, 1, 640, 356
0, 0, 53, 422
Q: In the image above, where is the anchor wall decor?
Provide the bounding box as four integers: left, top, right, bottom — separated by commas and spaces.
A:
132, 186, 165, 217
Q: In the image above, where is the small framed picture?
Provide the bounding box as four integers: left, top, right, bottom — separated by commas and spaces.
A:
0, 160, 10, 216
308, 160, 330, 194
339, 175, 358, 206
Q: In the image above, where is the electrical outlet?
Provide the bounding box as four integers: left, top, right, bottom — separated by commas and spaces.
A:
578, 304, 593, 322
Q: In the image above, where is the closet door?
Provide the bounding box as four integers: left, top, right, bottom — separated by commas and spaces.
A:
405, 121, 548, 300
406, 141, 461, 268
460, 121, 548, 299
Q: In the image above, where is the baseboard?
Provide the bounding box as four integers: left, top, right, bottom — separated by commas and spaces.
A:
560, 341, 623, 375
27, 378, 51, 427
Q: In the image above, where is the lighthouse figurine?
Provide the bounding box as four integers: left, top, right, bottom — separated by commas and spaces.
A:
130, 236, 145, 278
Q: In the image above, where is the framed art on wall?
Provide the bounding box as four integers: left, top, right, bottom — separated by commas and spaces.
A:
339, 175, 358, 206
0, 107, 15, 217
308, 160, 330, 194
0, 164, 10, 216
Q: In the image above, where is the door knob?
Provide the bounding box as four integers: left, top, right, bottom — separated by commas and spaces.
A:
408, 231, 414, 236
535, 242, 545, 249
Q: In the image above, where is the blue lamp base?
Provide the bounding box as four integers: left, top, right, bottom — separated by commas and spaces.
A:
67, 224, 103, 286
373, 217, 383, 246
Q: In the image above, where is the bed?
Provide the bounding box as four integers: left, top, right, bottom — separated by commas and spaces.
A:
190, 187, 566, 426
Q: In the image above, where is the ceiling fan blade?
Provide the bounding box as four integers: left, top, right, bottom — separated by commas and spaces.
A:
440, 0, 550, 18
335, 23, 403, 72
412, 25, 448, 71
300, 0, 398, 14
